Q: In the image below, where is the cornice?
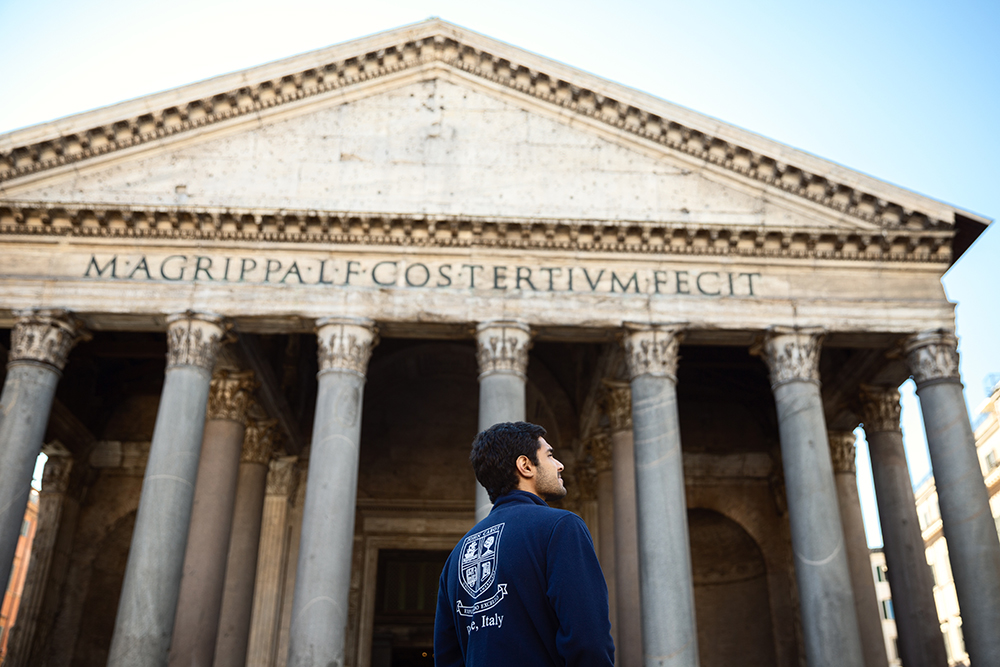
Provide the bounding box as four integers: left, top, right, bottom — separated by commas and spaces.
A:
0, 201, 954, 263
0, 21, 976, 234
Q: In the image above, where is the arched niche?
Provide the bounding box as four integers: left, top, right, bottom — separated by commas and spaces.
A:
688, 508, 777, 667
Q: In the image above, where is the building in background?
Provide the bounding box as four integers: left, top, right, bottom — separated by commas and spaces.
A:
0, 489, 39, 661
870, 549, 901, 667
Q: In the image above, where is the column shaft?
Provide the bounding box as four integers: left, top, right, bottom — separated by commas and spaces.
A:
475, 320, 530, 522
287, 317, 376, 667
906, 330, 1000, 666
623, 325, 697, 667
611, 429, 643, 667
108, 313, 225, 667
757, 328, 863, 667
246, 456, 296, 667
605, 380, 643, 667
861, 386, 947, 667
0, 311, 84, 593
214, 419, 275, 667
169, 368, 254, 667
828, 432, 889, 667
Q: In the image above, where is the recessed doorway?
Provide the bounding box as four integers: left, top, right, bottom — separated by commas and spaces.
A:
371, 549, 450, 667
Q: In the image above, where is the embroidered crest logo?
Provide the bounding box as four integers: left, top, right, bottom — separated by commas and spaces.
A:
458, 523, 504, 599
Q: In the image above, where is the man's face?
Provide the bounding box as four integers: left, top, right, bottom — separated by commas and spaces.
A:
534, 436, 566, 500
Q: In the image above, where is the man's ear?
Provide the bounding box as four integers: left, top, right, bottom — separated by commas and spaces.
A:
515, 454, 535, 479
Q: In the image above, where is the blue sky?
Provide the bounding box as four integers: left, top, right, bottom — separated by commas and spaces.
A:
2, 0, 997, 546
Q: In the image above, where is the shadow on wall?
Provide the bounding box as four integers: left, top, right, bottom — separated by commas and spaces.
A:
71, 511, 135, 667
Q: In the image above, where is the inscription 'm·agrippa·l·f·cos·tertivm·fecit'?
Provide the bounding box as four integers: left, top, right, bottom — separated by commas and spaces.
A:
83, 254, 762, 297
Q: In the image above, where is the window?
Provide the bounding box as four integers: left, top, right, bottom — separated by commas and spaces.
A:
20, 519, 30, 536
880, 599, 894, 620
874, 563, 887, 582
986, 449, 998, 471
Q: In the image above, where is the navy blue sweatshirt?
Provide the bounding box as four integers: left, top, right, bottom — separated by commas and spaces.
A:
434, 490, 615, 667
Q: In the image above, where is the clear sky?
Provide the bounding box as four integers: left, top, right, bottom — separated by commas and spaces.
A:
2, 0, 997, 546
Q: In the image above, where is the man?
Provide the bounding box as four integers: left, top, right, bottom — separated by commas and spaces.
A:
434, 421, 615, 666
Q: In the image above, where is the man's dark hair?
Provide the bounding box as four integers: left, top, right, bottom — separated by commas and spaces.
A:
470, 421, 548, 502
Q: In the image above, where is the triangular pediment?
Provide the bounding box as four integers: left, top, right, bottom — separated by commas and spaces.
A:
0, 19, 984, 263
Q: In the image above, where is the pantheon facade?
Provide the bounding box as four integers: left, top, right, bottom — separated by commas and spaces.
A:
1, 19, 998, 667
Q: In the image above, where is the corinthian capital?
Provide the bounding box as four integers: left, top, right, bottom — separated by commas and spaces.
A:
904, 331, 960, 387
316, 317, 378, 377
206, 370, 257, 422
859, 385, 902, 434
828, 431, 857, 474
754, 327, 825, 388
586, 431, 613, 473
622, 324, 684, 381
265, 456, 298, 496
166, 312, 227, 372
9, 309, 89, 371
242, 417, 278, 464
602, 380, 632, 432
475, 320, 531, 380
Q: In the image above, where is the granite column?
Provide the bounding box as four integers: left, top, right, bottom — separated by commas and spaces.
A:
214, 416, 277, 667
905, 331, 1000, 665
474, 320, 531, 522
107, 312, 226, 667
287, 317, 377, 667
0, 310, 86, 594
622, 324, 697, 667
169, 369, 256, 667
860, 385, 947, 667
605, 380, 644, 667
755, 327, 863, 667
828, 431, 889, 667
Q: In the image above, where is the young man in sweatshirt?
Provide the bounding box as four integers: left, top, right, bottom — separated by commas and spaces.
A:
434, 421, 615, 667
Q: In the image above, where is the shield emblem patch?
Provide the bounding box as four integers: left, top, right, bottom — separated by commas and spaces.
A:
458, 523, 504, 599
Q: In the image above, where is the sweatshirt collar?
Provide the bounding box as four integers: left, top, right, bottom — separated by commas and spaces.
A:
493, 489, 548, 508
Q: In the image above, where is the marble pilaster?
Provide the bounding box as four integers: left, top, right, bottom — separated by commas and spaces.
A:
214, 415, 277, 667
287, 317, 377, 667
755, 327, 863, 667
622, 324, 697, 667
169, 369, 256, 667
904, 332, 1000, 666
860, 385, 947, 667
0, 310, 86, 595
246, 456, 297, 667
474, 319, 531, 522
107, 312, 226, 667
828, 431, 888, 667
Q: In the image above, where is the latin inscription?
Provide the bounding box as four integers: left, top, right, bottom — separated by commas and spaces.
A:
83, 254, 762, 297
